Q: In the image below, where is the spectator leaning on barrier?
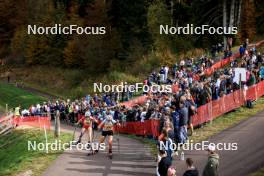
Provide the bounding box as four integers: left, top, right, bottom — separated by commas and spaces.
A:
202, 144, 219, 176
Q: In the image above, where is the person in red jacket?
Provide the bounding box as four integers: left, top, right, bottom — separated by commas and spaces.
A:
75, 108, 98, 145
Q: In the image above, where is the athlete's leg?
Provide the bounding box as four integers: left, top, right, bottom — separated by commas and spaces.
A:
95, 135, 106, 153
99, 135, 106, 144
108, 135, 113, 154
87, 127, 92, 143
76, 128, 86, 143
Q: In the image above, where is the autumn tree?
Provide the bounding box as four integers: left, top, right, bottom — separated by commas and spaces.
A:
240, 0, 256, 41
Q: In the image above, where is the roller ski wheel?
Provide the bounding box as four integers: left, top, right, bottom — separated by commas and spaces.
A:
87, 149, 98, 156
108, 153, 113, 159
87, 150, 97, 156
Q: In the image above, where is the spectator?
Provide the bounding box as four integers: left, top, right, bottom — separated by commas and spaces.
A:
202, 144, 219, 176
239, 45, 245, 56
183, 158, 199, 176
179, 99, 188, 144
158, 149, 172, 176
259, 66, 264, 80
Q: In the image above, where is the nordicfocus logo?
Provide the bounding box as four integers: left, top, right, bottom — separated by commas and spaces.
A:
159, 140, 238, 151
93, 82, 172, 93
28, 140, 106, 152
27, 24, 106, 35
160, 24, 238, 35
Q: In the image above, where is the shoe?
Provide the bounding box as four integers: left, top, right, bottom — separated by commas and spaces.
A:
74, 140, 81, 145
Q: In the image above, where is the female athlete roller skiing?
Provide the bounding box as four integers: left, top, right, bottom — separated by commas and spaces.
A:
96, 112, 120, 159
75, 108, 98, 146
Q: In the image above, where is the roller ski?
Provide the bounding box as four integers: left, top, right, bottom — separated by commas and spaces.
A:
108, 151, 113, 159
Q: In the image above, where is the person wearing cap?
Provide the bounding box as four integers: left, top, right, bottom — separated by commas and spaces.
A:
96, 113, 120, 159
202, 144, 219, 176
75, 108, 98, 145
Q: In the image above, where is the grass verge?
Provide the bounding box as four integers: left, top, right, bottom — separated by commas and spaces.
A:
250, 167, 264, 176
0, 128, 72, 176
0, 82, 47, 110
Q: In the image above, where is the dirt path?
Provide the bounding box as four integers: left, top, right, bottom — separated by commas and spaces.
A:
43, 123, 156, 176
173, 110, 264, 176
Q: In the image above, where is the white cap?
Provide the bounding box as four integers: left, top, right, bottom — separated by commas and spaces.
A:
207, 143, 216, 152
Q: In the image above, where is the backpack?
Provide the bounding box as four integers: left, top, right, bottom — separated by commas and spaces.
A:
246, 100, 253, 108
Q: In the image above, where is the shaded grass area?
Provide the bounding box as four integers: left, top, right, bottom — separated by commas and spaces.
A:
0, 82, 47, 110
0, 128, 72, 176
9, 67, 142, 99
250, 167, 264, 176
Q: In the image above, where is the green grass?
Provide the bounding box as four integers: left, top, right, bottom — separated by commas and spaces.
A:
0, 82, 47, 110
0, 128, 72, 176
9, 66, 143, 99
250, 167, 264, 176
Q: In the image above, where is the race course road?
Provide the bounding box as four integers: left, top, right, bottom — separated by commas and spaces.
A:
173, 110, 264, 176
43, 124, 156, 176
44, 109, 264, 176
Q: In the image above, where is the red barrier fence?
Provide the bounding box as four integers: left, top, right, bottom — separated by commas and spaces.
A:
9, 81, 264, 136
13, 116, 51, 130
120, 95, 148, 108
124, 40, 264, 104
204, 40, 264, 76
115, 80, 264, 138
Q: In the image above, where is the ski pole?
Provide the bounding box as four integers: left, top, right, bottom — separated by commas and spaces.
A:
117, 121, 120, 153
72, 124, 77, 142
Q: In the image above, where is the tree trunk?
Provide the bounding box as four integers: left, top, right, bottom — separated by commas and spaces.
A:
229, 0, 236, 27
237, 0, 243, 30
171, 0, 174, 26
223, 0, 227, 50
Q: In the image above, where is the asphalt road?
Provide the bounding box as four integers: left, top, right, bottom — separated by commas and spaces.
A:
173, 110, 264, 176
43, 124, 156, 176
44, 109, 264, 176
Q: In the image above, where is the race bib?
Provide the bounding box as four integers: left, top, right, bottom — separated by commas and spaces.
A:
84, 117, 91, 124
104, 124, 112, 131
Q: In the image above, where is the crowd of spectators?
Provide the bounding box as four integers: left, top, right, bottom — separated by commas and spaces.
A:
17, 39, 264, 129
14, 39, 264, 176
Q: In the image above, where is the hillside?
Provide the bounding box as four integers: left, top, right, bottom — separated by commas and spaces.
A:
0, 82, 47, 111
